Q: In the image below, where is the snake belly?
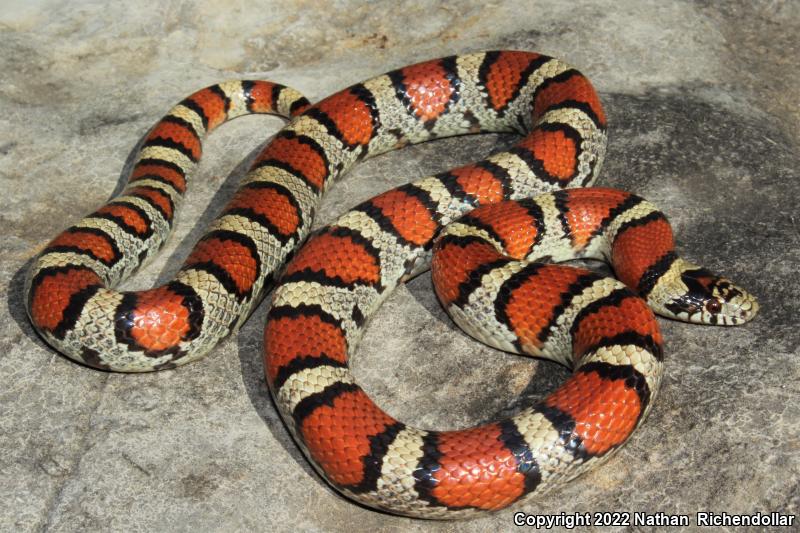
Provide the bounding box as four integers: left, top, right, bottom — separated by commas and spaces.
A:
25, 51, 757, 518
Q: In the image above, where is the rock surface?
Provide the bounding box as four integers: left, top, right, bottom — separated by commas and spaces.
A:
1, 1, 798, 531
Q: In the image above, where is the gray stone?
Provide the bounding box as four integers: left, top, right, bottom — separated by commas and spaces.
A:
1, 1, 797, 531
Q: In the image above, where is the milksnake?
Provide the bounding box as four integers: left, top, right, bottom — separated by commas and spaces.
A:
25, 51, 758, 518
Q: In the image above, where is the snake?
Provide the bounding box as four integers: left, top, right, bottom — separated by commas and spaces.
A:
25, 51, 758, 518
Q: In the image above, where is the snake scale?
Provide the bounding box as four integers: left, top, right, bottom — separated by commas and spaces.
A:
25, 51, 758, 518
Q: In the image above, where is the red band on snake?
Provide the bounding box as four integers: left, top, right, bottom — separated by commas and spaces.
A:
25, 51, 757, 518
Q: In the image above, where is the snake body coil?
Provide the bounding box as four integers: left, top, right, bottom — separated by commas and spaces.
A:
25, 51, 757, 518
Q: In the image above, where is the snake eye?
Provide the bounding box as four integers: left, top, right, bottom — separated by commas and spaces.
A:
705, 300, 722, 313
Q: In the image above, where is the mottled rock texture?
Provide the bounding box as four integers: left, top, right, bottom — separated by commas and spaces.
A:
1, 1, 797, 531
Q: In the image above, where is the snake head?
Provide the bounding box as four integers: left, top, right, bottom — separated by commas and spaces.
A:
662, 266, 758, 325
